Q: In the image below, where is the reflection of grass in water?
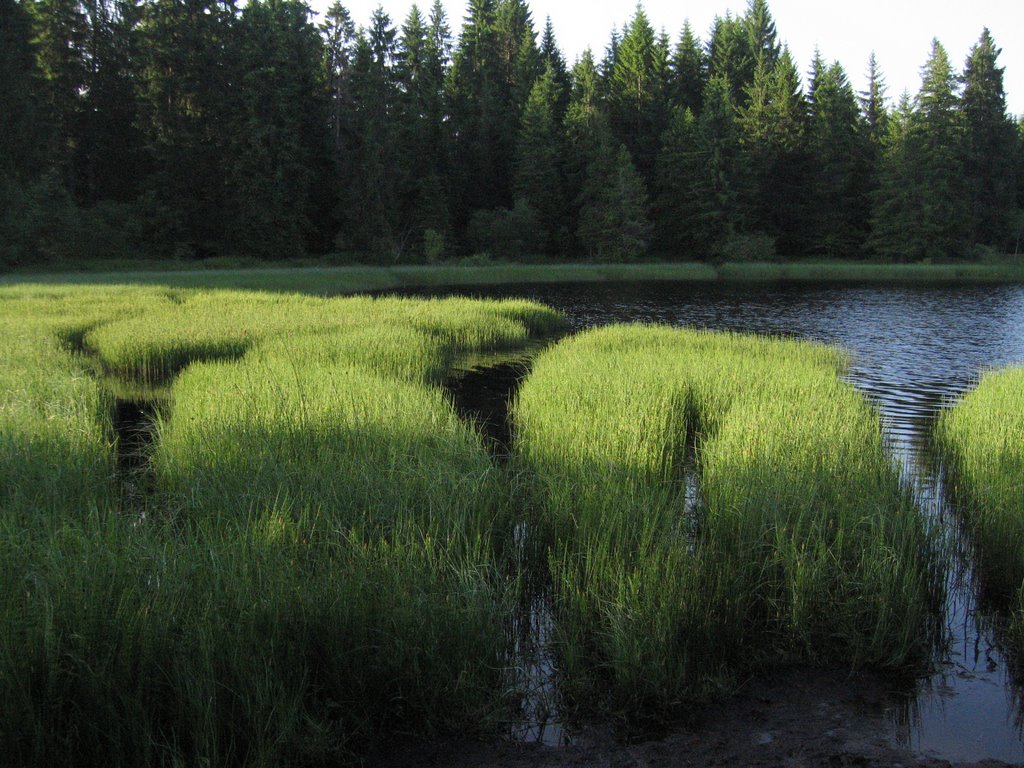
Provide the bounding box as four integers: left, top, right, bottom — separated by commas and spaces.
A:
936, 368, 1024, 636
0, 283, 560, 765
515, 324, 943, 717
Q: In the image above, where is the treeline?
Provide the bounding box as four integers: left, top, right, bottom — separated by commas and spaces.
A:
2, 0, 1023, 265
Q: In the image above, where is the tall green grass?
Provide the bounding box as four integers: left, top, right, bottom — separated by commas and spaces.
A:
83, 291, 560, 383
515, 325, 940, 715
0, 284, 560, 765
936, 368, 1024, 603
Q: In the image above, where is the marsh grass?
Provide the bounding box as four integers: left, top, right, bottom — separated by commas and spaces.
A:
936, 369, 1024, 620
0, 283, 560, 766
515, 324, 940, 716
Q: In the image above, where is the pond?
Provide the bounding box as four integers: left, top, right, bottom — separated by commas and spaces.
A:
416, 279, 1024, 763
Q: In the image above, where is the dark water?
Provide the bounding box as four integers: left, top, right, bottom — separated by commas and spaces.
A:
427, 280, 1024, 762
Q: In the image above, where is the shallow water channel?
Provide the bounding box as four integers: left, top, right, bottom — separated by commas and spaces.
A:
426, 280, 1024, 763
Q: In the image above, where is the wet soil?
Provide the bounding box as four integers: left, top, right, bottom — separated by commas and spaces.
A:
369, 667, 1014, 768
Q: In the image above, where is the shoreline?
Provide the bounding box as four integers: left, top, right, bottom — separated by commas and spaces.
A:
3, 260, 1024, 293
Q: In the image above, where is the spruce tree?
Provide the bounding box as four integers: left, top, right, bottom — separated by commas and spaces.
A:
671, 20, 706, 114
738, 46, 809, 253
395, 3, 452, 254
577, 141, 652, 260
743, 0, 780, 70
227, 0, 328, 259
607, 6, 668, 180
448, 0, 509, 232
859, 52, 888, 142
347, 9, 402, 258
321, 2, 357, 161
28, 0, 87, 186
806, 60, 868, 257
513, 64, 566, 254
868, 94, 923, 260
137, 0, 241, 255
564, 48, 605, 254
74, 0, 144, 204
496, 0, 539, 114
960, 29, 1017, 249
706, 12, 749, 106
539, 17, 570, 117
1, 0, 48, 183
912, 38, 967, 258
654, 76, 746, 258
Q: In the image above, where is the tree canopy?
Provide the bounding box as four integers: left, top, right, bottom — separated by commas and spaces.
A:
2, 0, 1020, 265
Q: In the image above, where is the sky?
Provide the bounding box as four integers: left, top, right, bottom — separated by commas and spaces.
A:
306, 0, 1024, 117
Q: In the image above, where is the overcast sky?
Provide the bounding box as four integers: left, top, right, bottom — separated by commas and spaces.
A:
306, 0, 1024, 117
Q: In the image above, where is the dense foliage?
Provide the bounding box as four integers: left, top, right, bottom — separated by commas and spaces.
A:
2, 0, 1021, 264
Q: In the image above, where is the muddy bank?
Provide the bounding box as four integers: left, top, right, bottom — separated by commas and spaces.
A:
368, 667, 1015, 768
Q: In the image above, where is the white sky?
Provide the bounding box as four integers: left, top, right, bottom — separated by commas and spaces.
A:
307, 0, 1024, 117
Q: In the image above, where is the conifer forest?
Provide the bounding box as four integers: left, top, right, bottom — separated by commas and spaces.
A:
2, 0, 1022, 265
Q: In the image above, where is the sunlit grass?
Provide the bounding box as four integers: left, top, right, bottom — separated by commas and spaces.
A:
936, 368, 1024, 608
515, 324, 940, 715
0, 283, 560, 765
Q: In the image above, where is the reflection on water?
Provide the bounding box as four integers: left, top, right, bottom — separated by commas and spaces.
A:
414, 280, 1024, 761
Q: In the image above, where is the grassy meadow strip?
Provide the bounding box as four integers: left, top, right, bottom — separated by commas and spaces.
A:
0, 284, 172, 519
0, 284, 561, 765
515, 325, 939, 714
3, 260, 1024, 295
936, 368, 1024, 603
84, 291, 561, 383
0, 510, 509, 766
154, 355, 507, 545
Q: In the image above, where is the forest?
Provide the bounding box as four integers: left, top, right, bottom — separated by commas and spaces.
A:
1, 0, 1023, 265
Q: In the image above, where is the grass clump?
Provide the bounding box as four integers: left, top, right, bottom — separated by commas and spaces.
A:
515, 324, 939, 716
936, 368, 1024, 604
0, 283, 561, 766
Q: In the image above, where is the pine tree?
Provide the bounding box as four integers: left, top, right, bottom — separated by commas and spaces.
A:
513, 64, 566, 254
960, 29, 1017, 249
227, 0, 328, 259
564, 48, 605, 254
743, 0, 780, 70
868, 94, 924, 260
806, 60, 869, 257
394, 3, 452, 254
607, 6, 668, 179
706, 13, 749, 105
738, 46, 809, 253
577, 141, 652, 260
448, 0, 509, 232
671, 20, 706, 114
346, 9, 403, 258
28, 0, 87, 186
539, 17, 569, 117
137, 0, 241, 255
859, 52, 888, 142
912, 38, 967, 258
654, 76, 746, 258
1, 0, 48, 183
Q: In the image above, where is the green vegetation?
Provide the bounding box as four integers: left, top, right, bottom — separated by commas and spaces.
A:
3, 0, 1021, 265
0, 284, 561, 765
515, 325, 940, 715
936, 368, 1024, 605
3, 260, 1023, 298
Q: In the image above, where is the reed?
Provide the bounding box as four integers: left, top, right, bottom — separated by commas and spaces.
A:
515, 324, 939, 715
0, 283, 560, 765
936, 368, 1024, 601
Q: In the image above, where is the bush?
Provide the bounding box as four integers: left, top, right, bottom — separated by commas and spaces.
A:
467, 200, 544, 260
